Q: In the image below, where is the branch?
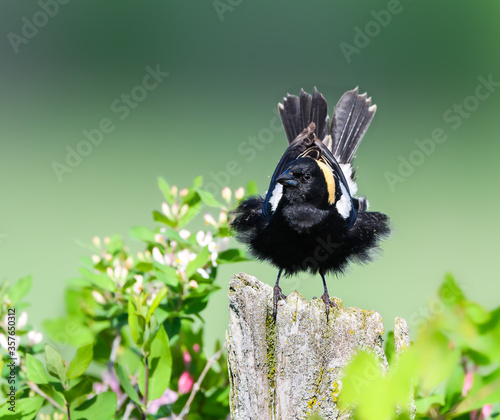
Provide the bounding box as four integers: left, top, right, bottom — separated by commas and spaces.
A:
176, 343, 227, 419
28, 381, 65, 412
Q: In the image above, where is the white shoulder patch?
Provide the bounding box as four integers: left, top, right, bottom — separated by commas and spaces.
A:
339, 163, 358, 196
336, 182, 352, 219
269, 184, 283, 212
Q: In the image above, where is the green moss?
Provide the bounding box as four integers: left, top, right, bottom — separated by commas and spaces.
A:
265, 309, 277, 408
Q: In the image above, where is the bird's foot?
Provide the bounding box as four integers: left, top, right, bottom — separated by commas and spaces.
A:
273, 285, 287, 320
321, 292, 337, 321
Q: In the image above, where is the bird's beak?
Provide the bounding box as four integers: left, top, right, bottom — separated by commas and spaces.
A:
277, 170, 298, 187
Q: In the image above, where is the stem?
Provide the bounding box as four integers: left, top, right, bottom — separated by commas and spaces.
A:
177, 343, 226, 419
66, 402, 71, 420
123, 402, 135, 420
141, 355, 149, 420
28, 381, 65, 412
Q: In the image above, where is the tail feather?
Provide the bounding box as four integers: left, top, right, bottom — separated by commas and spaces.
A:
330, 87, 376, 164
279, 87, 328, 144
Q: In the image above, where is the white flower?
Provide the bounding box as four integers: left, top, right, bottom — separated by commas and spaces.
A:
222, 187, 231, 202
179, 204, 189, 218
197, 268, 210, 279
162, 202, 172, 218
179, 229, 191, 240
203, 213, 217, 226
92, 291, 106, 304
154, 233, 165, 244
171, 204, 179, 217
179, 188, 189, 197
208, 237, 230, 266
91, 255, 101, 264
196, 231, 213, 247
152, 247, 172, 266
189, 280, 198, 289
106, 265, 128, 288
219, 211, 228, 224
28, 330, 43, 346
176, 249, 196, 273
235, 187, 245, 200
170, 185, 178, 196
92, 236, 101, 247
124, 256, 134, 270
18, 312, 28, 329
132, 275, 144, 295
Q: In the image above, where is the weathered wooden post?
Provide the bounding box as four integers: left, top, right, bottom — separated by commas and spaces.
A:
226, 273, 413, 419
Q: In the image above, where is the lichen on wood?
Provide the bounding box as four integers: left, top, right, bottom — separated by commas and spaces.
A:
227, 273, 413, 419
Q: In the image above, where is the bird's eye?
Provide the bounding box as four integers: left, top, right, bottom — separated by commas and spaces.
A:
303, 174, 311, 181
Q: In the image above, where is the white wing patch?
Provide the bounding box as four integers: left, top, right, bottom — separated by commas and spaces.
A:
339, 163, 358, 196
336, 182, 352, 219
269, 183, 283, 212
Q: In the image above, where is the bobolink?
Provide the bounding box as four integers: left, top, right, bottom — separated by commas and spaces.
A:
231, 87, 390, 318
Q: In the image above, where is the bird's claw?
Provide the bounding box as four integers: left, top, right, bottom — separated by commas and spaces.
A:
321, 292, 337, 321
273, 285, 287, 320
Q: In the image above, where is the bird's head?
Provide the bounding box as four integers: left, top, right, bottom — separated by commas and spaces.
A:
277, 157, 336, 208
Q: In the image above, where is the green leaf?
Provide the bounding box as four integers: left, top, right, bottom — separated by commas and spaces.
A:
128, 298, 145, 346
217, 248, 247, 264
186, 246, 210, 278
153, 210, 177, 227
129, 226, 157, 242
26, 354, 50, 385
0, 395, 44, 419
154, 263, 181, 289
450, 377, 500, 417
136, 261, 154, 272
196, 189, 223, 207
415, 393, 445, 415
178, 198, 203, 228
158, 177, 174, 204
45, 344, 67, 384
68, 342, 93, 379
43, 317, 94, 347
8, 275, 32, 306
438, 273, 464, 306
193, 176, 203, 188
146, 287, 168, 324
246, 180, 258, 195
64, 377, 93, 404
78, 267, 115, 292
70, 391, 117, 420
138, 325, 172, 401
115, 363, 142, 406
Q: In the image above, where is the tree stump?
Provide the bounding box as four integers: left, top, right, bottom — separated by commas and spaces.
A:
226, 273, 413, 420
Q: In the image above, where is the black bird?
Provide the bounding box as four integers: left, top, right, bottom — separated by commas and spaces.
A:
231, 87, 390, 319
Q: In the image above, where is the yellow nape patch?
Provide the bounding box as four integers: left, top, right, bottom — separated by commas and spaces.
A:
317, 161, 336, 204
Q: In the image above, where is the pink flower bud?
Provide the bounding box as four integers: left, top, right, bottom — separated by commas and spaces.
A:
193, 343, 200, 353
183, 351, 192, 364
462, 372, 473, 397
178, 371, 194, 394
480, 404, 492, 420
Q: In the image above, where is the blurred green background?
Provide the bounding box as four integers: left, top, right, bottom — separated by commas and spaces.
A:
1, 0, 500, 348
